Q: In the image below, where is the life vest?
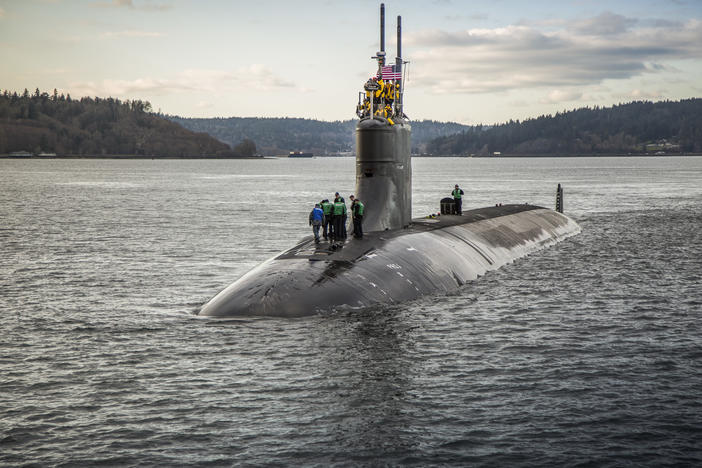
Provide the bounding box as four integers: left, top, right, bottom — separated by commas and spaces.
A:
375, 79, 385, 98
385, 84, 395, 101
452, 188, 462, 199
333, 201, 345, 216
356, 201, 364, 216
321, 201, 332, 215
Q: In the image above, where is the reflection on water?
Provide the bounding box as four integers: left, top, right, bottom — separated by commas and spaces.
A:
319, 307, 419, 458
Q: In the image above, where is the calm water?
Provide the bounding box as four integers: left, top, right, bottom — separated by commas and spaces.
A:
1, 157, 701, 466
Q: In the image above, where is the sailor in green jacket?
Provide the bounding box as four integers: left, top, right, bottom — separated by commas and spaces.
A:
320, 198, 333, 240
332, 194, 347, 241
452, 184, 464, 215
349, 195, 364, 238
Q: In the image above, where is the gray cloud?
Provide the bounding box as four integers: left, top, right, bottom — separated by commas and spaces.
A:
539, 89, 583, 104
572, 11, 637, 36
407, 25, 563, 48
405, 15, 702, 96
69, 66, 296, 98
642, 18, 684, 28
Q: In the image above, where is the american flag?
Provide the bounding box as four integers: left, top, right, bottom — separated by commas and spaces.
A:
379, 65, 402, 80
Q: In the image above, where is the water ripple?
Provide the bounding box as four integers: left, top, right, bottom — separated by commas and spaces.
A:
1, 157, 701, 466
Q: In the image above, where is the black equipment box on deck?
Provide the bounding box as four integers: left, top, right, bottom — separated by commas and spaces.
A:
440, 197, 455, 215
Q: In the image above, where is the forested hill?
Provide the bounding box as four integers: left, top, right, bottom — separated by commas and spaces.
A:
426, 99, 702, 156
7, 89, 697, 158
0, 89, 240, 157
169, 116, 469, 156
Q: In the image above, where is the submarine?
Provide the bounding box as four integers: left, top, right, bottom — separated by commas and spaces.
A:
198, 5, 581, 318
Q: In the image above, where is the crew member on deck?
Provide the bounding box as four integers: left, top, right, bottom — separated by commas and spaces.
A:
335, 192, 348, 239
452, 184, 464, 215
332, 194, 347, 241
320, 199, 333, 240
309, 203, 325, 244
374, 78, 385, 108
350, 195, 364, 239
385, 81, 396, 104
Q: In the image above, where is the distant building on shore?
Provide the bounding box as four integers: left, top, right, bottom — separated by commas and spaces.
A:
288, 151, 313, 158
9, 151, 32, 158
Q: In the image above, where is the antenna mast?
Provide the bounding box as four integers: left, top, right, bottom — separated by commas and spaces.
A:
380, 4, 386, 66
396, 15, 403, 117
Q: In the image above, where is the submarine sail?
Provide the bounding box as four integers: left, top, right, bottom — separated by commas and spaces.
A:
355, 5, 410, 231
197, 4, 581, 318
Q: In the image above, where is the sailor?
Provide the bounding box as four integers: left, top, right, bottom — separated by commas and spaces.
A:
332, 194, 347, 241
383, 104, 394, 124
320, 199, 333, 240
349, 195, 364, 238
334, 192, 348, 240
309, 203, 325, 243
349, 195, 357, 236
452, 184, 464, 215
374, 78, 385, 107
340, 194, 348, 239
383, 104, 392, 118
375, 78, 384, 97
385, 81, 395, 103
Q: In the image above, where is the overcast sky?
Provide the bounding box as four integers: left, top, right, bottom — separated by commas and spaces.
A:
1, 0, 701, 124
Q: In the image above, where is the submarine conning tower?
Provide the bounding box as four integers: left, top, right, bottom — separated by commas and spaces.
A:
355, 3, 411, 232
196, 3, 581, 319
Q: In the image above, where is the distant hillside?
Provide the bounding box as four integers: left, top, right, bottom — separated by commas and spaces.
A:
426, 99, 702, 156
0, 89, 241, 157
169, 116, 469, 155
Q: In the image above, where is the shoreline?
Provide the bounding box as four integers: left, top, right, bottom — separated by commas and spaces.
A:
2, 153, 701, 160
0, 154, 264, 160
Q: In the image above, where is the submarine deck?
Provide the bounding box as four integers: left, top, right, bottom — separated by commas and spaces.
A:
279, 204, 542, 263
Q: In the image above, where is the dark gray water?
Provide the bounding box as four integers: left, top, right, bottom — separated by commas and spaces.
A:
1, 157, 701, 466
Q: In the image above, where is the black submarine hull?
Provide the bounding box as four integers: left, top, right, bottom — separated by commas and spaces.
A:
198, 204, 580, 318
